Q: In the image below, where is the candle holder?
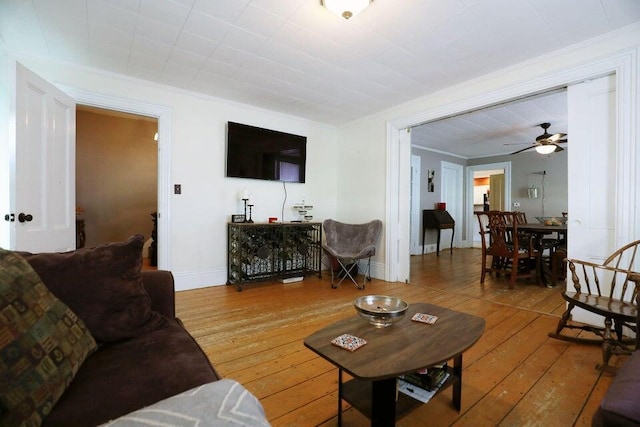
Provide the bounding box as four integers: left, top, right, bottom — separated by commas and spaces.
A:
247, 204, 254, 223
242, 198, 249, 222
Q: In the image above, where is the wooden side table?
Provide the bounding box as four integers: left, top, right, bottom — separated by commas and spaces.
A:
304, 303, 485, 426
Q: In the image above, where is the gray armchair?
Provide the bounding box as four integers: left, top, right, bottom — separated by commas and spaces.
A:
322, 219, 383, 289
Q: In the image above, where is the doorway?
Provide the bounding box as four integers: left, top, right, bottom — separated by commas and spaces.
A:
76, 106, 158, 265
468, 165, 510, 247
384, 53, 636, 284
61, 85, 172, 270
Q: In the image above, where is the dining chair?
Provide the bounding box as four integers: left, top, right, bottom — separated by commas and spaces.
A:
477, 211, 541, 289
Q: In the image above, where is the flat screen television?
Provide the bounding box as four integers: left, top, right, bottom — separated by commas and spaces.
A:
226, 122, 307, 183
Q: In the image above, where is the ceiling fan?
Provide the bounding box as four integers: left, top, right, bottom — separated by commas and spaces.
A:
509, 123, 568, 155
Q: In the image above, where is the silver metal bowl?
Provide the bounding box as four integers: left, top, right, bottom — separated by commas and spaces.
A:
354, 295, 409, 328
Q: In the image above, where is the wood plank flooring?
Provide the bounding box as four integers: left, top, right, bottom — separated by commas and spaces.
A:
174, 249, 625, 426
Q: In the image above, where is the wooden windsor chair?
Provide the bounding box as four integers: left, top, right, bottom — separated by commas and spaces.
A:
549, 240, 640, 370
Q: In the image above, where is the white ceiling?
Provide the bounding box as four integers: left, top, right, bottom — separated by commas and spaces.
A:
1, 0, 639, 130
412, 89, 568, 159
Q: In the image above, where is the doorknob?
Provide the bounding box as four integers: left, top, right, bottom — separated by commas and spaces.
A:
18, 213, 33, 223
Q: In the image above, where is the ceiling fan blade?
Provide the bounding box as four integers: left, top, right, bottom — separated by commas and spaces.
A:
553, 145, 565, 152
548, 132, 567, 142
510, 145, 536, 155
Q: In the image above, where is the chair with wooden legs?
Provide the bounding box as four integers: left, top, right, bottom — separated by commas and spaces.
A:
549, 240, 640, 370
476, 211, 542, 289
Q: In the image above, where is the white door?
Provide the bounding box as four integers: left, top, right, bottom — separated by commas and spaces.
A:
441, 161, 463, 249
567, 74, 616, 324
12, 62, 76, 251
567, 75, 616, 262
410, 155, 421, 255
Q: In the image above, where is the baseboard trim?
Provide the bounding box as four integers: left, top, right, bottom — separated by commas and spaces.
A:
173, 268, 227, 291
172, 260, 388, 291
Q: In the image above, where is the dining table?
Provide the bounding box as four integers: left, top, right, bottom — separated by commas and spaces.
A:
518, 222, 567, 234
518, 223, 567, 286
518, 222, 567, 241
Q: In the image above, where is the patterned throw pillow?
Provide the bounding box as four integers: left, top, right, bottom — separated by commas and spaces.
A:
0, 248, 97, 426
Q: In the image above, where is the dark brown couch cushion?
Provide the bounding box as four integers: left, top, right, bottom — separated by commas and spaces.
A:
593, 351, 640, 426
20, 235, 165, 343
0, 248, 97, 426
42, 319, 220, 427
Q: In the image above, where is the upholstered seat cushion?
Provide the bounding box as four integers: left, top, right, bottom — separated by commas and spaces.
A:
593, 351, 640, 426
42, 319, 221, 427
19, 235, 166, 343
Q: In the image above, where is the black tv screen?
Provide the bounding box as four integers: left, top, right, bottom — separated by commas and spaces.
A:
226, 122, 306, 183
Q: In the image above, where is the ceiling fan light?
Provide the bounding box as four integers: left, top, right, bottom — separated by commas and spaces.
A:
322, 0, 372, 19
535, 144, 556, 155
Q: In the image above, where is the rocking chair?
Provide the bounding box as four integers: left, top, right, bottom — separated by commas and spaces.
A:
549, 240, 640, 370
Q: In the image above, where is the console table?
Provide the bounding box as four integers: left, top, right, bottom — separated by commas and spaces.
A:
422, 209, 455, 256
227, 222, 322, 291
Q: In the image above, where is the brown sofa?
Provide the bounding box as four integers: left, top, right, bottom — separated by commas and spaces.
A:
592, 350, 640, 426
42, 270, 220, 426
2, 235, 264, 426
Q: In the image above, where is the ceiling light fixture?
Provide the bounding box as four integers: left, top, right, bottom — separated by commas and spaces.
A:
535, 144, 556, 155
321, 0, 372, 19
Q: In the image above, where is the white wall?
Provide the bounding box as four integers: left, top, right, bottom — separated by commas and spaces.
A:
469, 150, 569, 221
4, 56, 339, 290
411, 147, 466, 244
4, 24, 640, 288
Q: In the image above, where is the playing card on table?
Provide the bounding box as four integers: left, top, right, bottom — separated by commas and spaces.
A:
412, 313, 438, 325
331, 334, 367, 352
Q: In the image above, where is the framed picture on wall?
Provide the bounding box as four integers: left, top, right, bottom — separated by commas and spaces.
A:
428, 170, 435, 192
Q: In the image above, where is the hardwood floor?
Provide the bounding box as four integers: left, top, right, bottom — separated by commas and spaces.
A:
175, 249, 625, 426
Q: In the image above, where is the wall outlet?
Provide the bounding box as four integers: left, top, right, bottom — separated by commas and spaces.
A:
174, 184, 181, 194
513, 202, 520, 207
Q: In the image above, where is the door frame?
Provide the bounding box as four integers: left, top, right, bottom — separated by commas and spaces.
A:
384, 49, 638, 283
59, 85, 172, 270
466, 163, 511, 247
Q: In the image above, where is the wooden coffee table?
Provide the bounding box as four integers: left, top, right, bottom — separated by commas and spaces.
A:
304, 302, 485, 427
